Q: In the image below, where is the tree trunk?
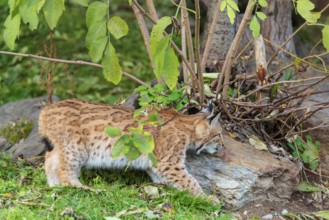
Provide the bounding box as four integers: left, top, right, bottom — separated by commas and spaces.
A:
201, 0, 237, 72
261, 0, 295, 57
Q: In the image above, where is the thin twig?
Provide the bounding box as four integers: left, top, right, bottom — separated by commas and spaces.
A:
131, 2, 154, 69
195, 0, 204, 104
267, 3, 329, 67
0, 50, 152, 89
181, 3, 188, 84
181, 0, 197, 90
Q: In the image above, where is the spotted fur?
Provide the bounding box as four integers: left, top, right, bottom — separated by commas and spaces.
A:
39, 99, 223, 196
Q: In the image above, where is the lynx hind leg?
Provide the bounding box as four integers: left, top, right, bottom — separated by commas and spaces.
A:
153, 163, 204, 196
146, 168, 167, 184
45, 149, 60, 186
56, 142, 102, 192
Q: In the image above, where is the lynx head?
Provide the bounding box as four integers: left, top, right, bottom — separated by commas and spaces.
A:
190, 102, 224, 155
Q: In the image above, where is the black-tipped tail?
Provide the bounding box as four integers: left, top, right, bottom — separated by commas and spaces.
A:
42, 137, 53, 152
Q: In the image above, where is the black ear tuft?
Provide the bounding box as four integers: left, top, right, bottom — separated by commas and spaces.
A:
201, 100, 214, 115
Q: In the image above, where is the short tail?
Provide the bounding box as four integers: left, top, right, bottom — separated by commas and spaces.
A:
42, 137, 53, 151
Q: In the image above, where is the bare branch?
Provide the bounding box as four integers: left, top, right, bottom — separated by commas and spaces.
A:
0, 50, 152, 89
131, 2, 154, 69
146, 0, 158, 21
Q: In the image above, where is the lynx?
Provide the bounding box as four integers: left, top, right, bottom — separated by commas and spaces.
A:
39, 99, 223, 196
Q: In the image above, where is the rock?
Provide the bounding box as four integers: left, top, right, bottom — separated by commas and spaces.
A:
0, 96, 58, 158
186, 134, 301, 208
262, 214, 273, 220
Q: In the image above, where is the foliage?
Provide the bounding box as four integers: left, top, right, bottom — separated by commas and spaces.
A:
0, 152, 226, 219
150, 17, 180, 90
288, 135, 320, 170
104, 83, 188, 165
0, 3, 153, 106
134, 83, 188, 111
0, 119, 33, 144
297, 181, 322, 192
220, 0, 240, 24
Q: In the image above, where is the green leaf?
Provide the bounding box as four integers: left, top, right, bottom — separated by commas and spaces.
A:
102, 43, 122, 85
71, 0, 89, 7
148, 112, 158, 122
104, 126, 122, 138
226, 0, 239, 12
125, 145, 142, 161
19, 0, 39, 30
256, 11, 266, 21
297, 181, 321, 192
139, 94, 152, 107
322, 26, 329, 52
88, 36, 108, 62
150, 16, 172, 57
162, 46, 180, 90
127, 126, 143, 133
3, 13, 21, 49
249, 15, 260, 38
134, 85, 148, 93
86, 20, 107, 49
133, 133, 155, 154
153, 35, 170, 81
226, 5, 236, 24
112, 134, 130, 158
315, 211, 329, 220
8, 0, 16, 14
258, 0, 268, 7
107, 16, 129, 39
269, 84, 280, 102
43, 0, 65, 30
37, 0, 46, 12
86, 1, 108, 28
148, 153, 158, 166
296, 0, 320, 23
220, 1, 226, 11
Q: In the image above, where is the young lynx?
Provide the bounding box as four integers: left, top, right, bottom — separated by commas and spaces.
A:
39, 99, 223, 196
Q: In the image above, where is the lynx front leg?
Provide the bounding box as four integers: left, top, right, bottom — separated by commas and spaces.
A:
153, 162, 204, 196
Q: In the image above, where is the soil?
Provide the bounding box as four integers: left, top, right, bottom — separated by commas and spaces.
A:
233, 172, 329, 219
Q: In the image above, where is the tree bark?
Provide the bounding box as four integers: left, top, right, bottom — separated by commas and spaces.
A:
261, 0, 295, 57
201, 0, 237, 72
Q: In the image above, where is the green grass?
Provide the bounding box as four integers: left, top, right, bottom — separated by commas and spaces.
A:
0, 153, 232, 220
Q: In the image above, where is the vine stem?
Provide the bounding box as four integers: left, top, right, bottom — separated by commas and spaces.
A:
0, 50, 152, 89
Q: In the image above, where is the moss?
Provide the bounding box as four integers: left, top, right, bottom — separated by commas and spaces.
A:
0, 119, 34, 144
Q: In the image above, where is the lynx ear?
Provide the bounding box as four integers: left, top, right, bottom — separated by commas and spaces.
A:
209, 113, 221, 130
201, 100, 214, 117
